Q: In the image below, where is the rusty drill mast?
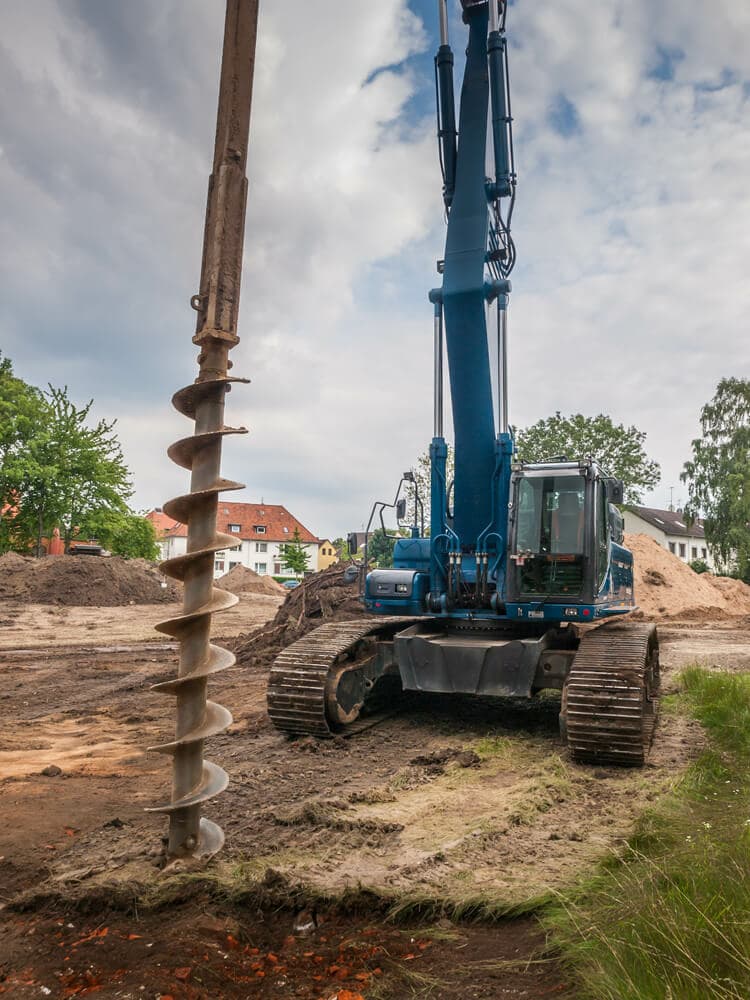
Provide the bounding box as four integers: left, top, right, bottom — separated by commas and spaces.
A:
147, 0, 260, 859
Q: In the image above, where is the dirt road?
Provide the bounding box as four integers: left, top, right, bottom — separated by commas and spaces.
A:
1, 602, 748, 998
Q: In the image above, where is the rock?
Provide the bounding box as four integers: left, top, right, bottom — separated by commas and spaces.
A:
293, 908, 317, 937
41, 765, 62, 777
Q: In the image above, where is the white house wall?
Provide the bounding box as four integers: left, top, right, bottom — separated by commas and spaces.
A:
212, 539, 317, 579
158, 534, 317, 578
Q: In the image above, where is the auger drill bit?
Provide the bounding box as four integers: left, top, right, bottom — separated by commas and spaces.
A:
146, 0, 260, 860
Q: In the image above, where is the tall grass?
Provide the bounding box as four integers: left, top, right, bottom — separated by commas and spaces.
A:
546, 667, 750, 1000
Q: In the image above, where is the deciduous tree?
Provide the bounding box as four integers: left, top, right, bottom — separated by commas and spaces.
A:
366, 527, 396, 568
2, 382, 132, 555
0, 354, 47, 551
78, 510, 160, 561
681, 378, 750, 580
515, 412, 660, 503
280, 527, 310, 576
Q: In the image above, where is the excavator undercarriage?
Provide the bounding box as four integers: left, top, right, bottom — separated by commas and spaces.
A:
268, 617, 660, 766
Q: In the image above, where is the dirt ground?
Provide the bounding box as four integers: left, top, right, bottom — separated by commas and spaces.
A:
2, 591, 749, 998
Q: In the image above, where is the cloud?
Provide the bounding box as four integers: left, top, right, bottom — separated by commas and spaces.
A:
0, 0, 748, 537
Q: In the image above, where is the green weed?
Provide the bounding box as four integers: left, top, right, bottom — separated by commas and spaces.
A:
474, 735, 513, 759
546, 667, 750, 1000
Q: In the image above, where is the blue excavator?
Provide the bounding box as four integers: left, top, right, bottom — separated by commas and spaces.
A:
268, 0, 659, 765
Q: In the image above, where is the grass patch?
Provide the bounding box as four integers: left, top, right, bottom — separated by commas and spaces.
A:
474, 735, 513, 760
546, 666, 750, 1000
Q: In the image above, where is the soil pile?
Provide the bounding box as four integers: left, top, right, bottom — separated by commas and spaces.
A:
0, 552, 180, 606
219, 564, 284, 596
233, 563, 368, 669
627, 533, 750, 621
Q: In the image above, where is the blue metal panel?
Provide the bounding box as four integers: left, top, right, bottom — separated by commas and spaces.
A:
393, 536, 431, 572
441, 4, 496, 550
364, 572, 430, 616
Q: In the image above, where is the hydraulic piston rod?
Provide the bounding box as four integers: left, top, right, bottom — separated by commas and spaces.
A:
438, 0, 449, 45
147, 0, 260, 861
433, 300, 444, 438
497, 301, 509, 434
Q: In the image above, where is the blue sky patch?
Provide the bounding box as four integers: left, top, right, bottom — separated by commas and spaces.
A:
648, 45, 684, 82
547, 92, 581, 138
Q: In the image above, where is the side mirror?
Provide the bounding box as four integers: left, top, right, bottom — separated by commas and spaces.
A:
396, 498, 407, 521
347, 532, 358, 555
606, 479, 624, 504
608, 504, 624, 544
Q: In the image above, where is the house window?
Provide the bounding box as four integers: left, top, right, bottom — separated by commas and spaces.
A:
668, 542, 676, 554
229, 524, 241, 533
255, 525, 266, 534
283, 526, 289, 533
256, 542, 267, 552
214, 560, 225, 573
679, 543, 686, 558
691, 547, 697, 559
274, 562, 282, 574
254, 562, 267, 575
702, 547, 707, 559
229, 561, 241, 570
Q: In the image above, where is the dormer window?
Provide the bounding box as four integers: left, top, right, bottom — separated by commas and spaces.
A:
255, 525, 266, 534
229, 524, 241, 533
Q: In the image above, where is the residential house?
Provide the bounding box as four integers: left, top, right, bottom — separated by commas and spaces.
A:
622, 506, 716, 571
150, 502, 320, 579
317, 539, 339, 571
146, 509, 182, 540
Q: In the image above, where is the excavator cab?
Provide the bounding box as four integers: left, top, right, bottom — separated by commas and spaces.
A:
505, 461, 634, 620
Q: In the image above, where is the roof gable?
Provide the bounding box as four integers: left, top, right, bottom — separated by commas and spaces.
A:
628, 505, 705, 539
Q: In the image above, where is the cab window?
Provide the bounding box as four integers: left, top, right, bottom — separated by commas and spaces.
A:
515, 476, 585, 555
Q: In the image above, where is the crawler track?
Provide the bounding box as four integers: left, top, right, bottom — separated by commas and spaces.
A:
564, 622, 659, 766
267, 618, 417, 737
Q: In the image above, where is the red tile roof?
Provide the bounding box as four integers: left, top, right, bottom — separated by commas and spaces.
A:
147, 503, 318, 544
146, 510, 185, 537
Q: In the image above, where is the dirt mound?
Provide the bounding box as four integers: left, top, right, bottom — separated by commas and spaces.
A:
219, 564, 284, 596
626, 534, 750, 621
0, 552, 180, 607
233, 563, 369, 669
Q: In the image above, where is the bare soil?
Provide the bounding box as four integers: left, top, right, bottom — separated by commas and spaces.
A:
219, 565, 285, 597
3, 552, 750, 998
2, 595, 749, 996
626, 533, 750, 620
232, 564, 369, 671
0, 553, 181, 606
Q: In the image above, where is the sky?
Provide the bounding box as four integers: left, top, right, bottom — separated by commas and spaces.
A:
1, 0, 748, 540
